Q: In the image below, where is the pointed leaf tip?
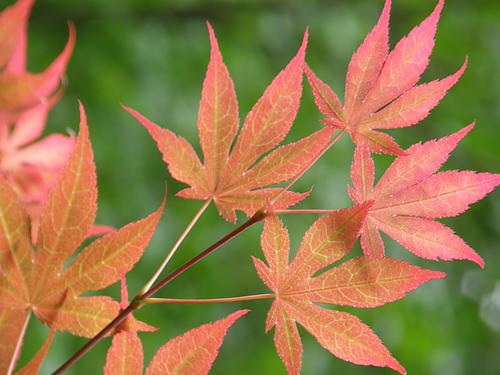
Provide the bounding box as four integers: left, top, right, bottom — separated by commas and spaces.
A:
344, 0, 391, 114
298, 28, 308, 61
206, 21, 221, 58
423, 0, 445, 37
33, 98, 97, 301
77, 101, 88, 133
356, 124, 493, 267
441, 122, 475, 148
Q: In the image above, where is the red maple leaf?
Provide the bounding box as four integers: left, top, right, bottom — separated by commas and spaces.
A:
126, 23, 335, 222
349, 124, 500, 266
103, 310, 248, 375
253, 210, 445, 374
0, 103, 163, 373
305, 0, 466, 155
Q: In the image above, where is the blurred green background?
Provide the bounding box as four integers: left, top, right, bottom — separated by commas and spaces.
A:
11, 0, 500, 373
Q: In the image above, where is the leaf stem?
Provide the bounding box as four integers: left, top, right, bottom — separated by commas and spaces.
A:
7, 310, 32, 375
144, 293, 274, 305
52, 301, 138, 375
271, 128, 346, 205
141, 210, 266, 299
52, 210, 266, 374
274, 208, 337, 215
53, 130, 345, 374
140, 199, 212, 294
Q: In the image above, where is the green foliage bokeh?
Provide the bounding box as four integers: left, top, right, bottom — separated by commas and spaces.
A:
15, 0, 500, 373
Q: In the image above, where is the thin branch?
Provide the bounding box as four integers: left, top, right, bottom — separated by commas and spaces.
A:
52, 210, 266, 375
142, 210, 266, 299
141, 199, 212, 294
52, 302, 137, 375
274, 208, 337, 215
144, 293, 274, 305
53, 129, 346, 374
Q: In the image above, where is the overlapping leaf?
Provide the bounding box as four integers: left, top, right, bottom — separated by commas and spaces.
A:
0, 0, 112, 243
349, 124, 500, 266
14, 330, 54, 375
126, 23, 334, 222
0, 0, 75, 115
0, 103, 163, 373
0, 0, 33, 69
104, 310, 248, 375
305, 0, 466, 155
253, 211, 445, 374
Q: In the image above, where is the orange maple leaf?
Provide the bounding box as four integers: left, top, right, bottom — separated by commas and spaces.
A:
253, 211, 445, 374
0, 103, 163, 373
126, 23, 334, 222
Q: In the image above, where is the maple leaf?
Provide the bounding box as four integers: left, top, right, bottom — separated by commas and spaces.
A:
349, 124, 500, 266
0, 0, 89, 243
0, 103, 163, 373
305, 0, 466, 155
103, 310, 249, 375
126, 23, 334, 222
0, 0, 75, 116
0, 0, 33, 69
253, 211, 446, 374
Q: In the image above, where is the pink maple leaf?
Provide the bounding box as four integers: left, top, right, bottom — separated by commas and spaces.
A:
306, 0, 466, 155
0, 0, 111, 241
253, 213, 445, 374
349, 124, 500, 266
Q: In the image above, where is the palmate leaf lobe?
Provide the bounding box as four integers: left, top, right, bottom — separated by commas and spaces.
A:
0, 0, 33, 69
0, 103, 163, 372
126, 23, 335, 222
349, 125, 500, 266
305, 0, 466, 155
0, 0, 111, 243
104, 310, 249, 375
0, 17, 76, 114
253, 212, 445, 374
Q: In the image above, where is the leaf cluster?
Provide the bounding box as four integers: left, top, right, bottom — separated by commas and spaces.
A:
0, 0, 499, 374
